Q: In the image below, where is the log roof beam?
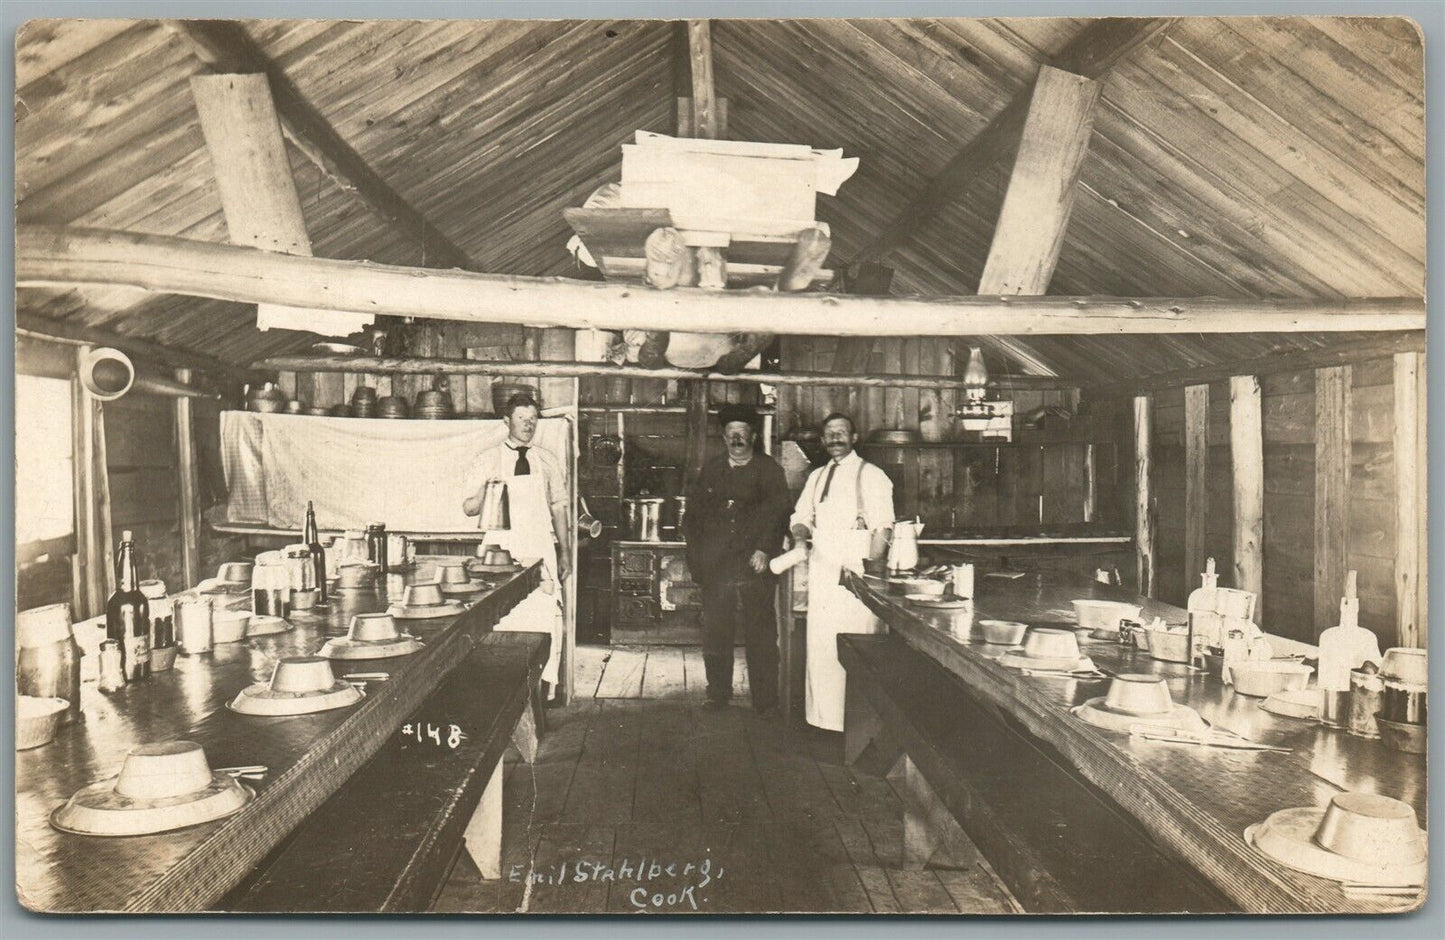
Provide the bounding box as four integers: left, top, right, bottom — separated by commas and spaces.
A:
17, 225, 1425, 338
167, 19, 475, 271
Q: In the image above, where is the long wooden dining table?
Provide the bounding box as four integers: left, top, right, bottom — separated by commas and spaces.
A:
841, 568, 1427, 915
16, 559, 540, 913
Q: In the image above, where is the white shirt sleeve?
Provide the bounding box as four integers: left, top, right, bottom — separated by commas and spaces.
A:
789, 468, 821, 532
536, 448, 569, 511
860, 463, 895, 531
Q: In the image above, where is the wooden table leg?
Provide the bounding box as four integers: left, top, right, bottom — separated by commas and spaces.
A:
462, 761, 505, 880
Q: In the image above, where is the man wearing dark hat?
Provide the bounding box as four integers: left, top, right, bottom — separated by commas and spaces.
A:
683, 403, 791, 714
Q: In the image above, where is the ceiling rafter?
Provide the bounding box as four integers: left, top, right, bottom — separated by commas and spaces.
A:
852, 17, 1176, 265
167, 19, 476, 271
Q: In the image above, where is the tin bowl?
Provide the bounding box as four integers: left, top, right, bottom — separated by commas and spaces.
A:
1380, 648, 1427, 685
1103, 674, 1174, 716
348, 613, 403, 644
1072, 599, 1143, 632
1375, 716, 1426, 754
150, 645, 179, 672
17, 696, 69, 750
212, 609, 249, 644
269, 656, 338, 694
979, 620, 1028, 645
1228, 660, 1313, 698
1021, 628, 1080, 661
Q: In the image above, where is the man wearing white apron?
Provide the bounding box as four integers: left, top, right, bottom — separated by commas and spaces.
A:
463, 393, 570, 693
789, 413, 895, 732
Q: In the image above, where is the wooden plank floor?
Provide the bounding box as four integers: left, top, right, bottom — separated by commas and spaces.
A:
433, 646, 1020, 915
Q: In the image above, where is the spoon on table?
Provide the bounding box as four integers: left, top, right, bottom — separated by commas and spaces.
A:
215, 765, 269, 781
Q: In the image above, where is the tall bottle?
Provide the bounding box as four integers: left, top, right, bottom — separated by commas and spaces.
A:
304, 500, 328, 604
106, 529, 151, 683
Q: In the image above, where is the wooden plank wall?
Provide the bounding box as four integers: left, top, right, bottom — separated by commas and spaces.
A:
777, 336, 1113, 533
102, 394, 186, 592
1145, 356, 1404, 647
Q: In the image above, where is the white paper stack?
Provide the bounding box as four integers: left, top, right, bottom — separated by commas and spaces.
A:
619, 131, 858, 236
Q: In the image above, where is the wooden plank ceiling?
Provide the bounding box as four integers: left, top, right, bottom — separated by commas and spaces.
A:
14, 16, 1424, 382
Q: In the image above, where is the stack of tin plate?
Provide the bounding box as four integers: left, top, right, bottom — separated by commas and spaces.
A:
414, 386, 455, 419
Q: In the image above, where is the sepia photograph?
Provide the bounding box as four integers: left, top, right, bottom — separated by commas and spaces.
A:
9, 5, 1432, 920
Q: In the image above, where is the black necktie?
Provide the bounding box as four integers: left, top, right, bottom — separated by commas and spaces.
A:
819, 461, 838, 502
513, 446, 531, 476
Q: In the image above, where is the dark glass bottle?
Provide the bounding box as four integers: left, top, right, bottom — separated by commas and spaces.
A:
105, 529, 151, 683
366, 522, 388, 575
305, 501, 328, 604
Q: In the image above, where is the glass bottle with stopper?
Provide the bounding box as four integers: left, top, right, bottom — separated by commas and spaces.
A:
304, 500, 328, 604
1317, 570, 1382, 726
105, 529, 151, 683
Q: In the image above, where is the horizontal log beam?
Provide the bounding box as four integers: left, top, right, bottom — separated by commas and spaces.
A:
16, 310, 264, 383
18, 226, 1425, 337
1093, 333, 1427, 394
255, 354, 1074, 391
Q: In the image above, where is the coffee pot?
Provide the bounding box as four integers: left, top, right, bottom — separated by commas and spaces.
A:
477, 480, 511, 531
887, 518, 924, 573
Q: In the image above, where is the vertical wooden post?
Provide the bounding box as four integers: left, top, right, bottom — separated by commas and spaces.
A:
72, 350, 102, 618
686, 20, 718, 140
1230, 376, 1264, 602
1393, 352, 1425, 648
1314, 366, 1351, 637
93, 401, 116, 597
174, 368, 202, 589
1184, 384, 1210, 592
1133, 393, 1153, 597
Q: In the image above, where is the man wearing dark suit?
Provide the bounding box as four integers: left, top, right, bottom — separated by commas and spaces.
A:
683, 404, 791, 714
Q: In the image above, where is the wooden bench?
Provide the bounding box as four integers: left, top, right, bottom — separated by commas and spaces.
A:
225, 631, 549, 913
838, 634, 1232, 914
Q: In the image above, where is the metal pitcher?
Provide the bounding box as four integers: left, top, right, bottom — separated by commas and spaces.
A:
477, 479, 511, 531
622, 497, 664, 542
887, 519, 924, 573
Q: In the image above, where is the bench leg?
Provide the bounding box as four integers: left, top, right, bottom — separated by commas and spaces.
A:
511, 703, 539, 764
530, 663, 548, 736
844, 680, 882, 765
893, 755, 978, 872
462, 761, 505, 880
844, 682, 902, 772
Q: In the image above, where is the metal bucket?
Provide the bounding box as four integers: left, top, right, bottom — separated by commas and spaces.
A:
477, 480, 511, 531
623, 497, 665, 542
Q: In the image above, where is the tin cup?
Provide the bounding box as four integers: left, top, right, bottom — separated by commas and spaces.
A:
1348, 668, 1384, 739
176, 595, 214, 655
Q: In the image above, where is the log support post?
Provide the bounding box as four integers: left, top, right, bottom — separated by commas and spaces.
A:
1313, 366, 1351, 636
1230, 376, 1264, 603
72, 350, 103, 618
174, 368, 202, 589
1133, 393, 1154, 597
1393, 352, 1426, 648
1184, 384, 1209, 591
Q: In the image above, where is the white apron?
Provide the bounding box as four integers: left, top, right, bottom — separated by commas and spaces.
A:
483, 472, 563, 685
805, 463, 883, 731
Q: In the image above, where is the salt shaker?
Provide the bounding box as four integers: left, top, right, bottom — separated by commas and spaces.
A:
98, 640, 126, 693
